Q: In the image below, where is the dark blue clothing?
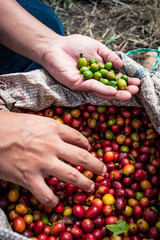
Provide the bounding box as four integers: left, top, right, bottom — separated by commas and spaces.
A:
0, 0, 64, 74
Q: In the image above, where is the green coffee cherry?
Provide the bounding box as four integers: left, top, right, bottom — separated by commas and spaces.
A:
77, 54, 88, 69
121, 74, 129, 83
98, 64, 105, 70
80, 66, 89, 74
100, 69, 108, 78
89, 58, 98, 65
83, 70, 93, 79
117, 79, 127, 90
106, 71, 116, 80
105, 62, 113, 70
90, 63, 99, 72
100, 78, 110, 85
93, 71, 102, 80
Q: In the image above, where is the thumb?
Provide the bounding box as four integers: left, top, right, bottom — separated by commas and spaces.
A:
97, 42, 123, 69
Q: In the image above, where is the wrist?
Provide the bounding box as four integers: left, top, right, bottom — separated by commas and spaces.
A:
40, 33, 66, 71
37, 32, 64, 67
0, 0, 64, 67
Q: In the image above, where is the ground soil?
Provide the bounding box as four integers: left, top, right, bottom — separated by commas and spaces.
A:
44, 0, 160, 67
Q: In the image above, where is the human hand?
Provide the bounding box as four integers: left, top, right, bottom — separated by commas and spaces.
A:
42, 34, 140, 101
0, 111, 106, 207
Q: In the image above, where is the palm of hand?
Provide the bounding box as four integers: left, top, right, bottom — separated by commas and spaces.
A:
43, 34, 140, 101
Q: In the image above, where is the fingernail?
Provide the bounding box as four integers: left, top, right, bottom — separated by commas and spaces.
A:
102, 165, 107, 176
89, 183, 95, 193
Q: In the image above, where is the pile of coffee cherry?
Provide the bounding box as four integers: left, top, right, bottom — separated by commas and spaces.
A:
0, 104, 160, 240
77, 54, 128, 90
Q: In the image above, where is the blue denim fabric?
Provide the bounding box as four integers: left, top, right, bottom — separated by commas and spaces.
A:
0, 0, 64, 74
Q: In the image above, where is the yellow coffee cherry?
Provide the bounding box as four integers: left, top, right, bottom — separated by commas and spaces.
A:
102, 194, 115, 205
63, 206, 72, 216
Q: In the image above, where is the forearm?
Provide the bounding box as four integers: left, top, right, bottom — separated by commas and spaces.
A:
0, 0, 62, 65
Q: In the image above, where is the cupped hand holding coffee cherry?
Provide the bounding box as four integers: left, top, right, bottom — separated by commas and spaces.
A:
42, 34, 140, 101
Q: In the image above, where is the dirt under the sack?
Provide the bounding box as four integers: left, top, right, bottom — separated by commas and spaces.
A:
43, 0, 160, 68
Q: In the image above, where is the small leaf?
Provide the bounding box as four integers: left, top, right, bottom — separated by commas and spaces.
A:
151, 206, 158, 213
106, 220, 129, 237
51, 222, 57, 226
129, 154, 136, 163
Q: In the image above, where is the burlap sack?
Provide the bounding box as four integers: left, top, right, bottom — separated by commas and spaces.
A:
0, 52, 160, 239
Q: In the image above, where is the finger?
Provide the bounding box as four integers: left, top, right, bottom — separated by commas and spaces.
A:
116, 73, 141, 86
128, 77, 141, 86
97, 42, 123, 69
112, 90, 132, 101
89, 89, 132, 101
30, 175, 59, 207
56, 122, 90, 151
126, 85, 139, 95
79, 79, 117, 96
48, 158, 95, 193
55, 142, 107, 177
